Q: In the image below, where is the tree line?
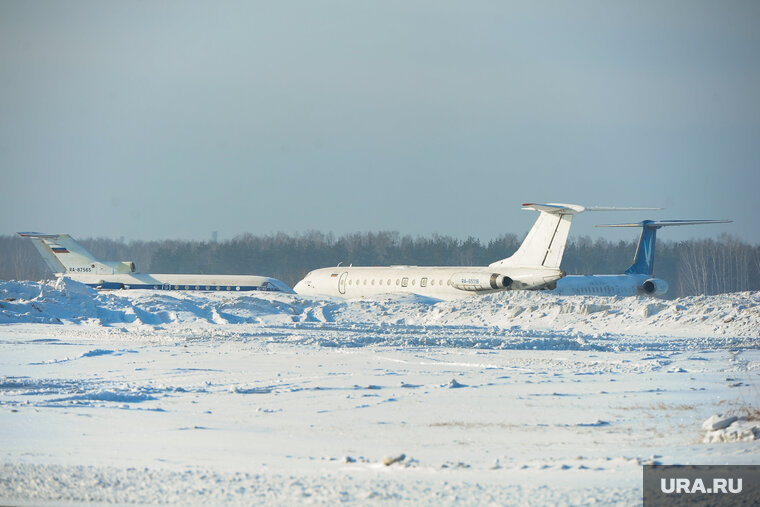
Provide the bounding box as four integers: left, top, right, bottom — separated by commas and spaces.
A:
1, 232, 758, 298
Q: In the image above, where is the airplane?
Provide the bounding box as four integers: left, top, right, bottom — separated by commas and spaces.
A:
549, 219, 731, 297
17, 232, 293, 293
293, 203, 658, 300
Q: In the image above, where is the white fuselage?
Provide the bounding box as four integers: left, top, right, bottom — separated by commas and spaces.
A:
293, 265, 562, 300
550, 273, 659, 297
17, 232, 295, 293
63, 272, 293, 292
292, 203, 606, 300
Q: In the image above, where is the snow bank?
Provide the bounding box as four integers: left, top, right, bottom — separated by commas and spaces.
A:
702, 413, 760, 443
0, 463, 637, 505
1, 280, 758, 350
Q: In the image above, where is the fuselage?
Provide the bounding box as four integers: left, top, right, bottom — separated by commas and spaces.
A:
550, 273, 667, 297
293, 265, 562, 300
63, 273, 293, 292
551, 274, 646, 297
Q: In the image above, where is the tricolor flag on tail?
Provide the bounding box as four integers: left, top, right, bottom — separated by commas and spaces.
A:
51, 246, 70, 254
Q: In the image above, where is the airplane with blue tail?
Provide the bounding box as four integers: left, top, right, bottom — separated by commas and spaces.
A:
550, 220, 731, 297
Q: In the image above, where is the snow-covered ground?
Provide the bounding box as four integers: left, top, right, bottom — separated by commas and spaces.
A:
1, 279, 758, 505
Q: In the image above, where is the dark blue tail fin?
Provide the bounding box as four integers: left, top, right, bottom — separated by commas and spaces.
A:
625, 222, 657, 276
595, 219, 732, 277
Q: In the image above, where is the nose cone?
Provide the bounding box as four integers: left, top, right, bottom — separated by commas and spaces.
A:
293, 278, 310, 294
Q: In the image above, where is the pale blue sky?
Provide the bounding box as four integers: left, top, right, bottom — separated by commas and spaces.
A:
1, 1, 758, 243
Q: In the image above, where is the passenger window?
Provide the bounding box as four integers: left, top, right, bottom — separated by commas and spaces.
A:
447, 280, 451, 286
421, 277, 427, 287
387, 279, 391, 285
396, 279, 400, 286
401, 277, 408, 287
371, 279, 375, 285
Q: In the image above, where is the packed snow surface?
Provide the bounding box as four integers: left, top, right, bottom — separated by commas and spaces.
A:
1, 279, 758, 505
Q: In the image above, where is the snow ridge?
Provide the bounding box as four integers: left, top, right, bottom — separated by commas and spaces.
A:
1, 279, 758, 351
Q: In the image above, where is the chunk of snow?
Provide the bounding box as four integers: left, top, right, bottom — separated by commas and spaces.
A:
382, 454, 406, 466
701, 413, 738, 431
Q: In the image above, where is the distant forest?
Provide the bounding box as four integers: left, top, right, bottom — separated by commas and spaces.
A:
1, 232, 759, 298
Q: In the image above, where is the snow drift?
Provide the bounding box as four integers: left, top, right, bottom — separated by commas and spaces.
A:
1, 279, 758, 351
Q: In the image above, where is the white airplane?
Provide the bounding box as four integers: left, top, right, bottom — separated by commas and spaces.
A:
18, 232, 293, 293
294, 203, 656, 300
550, 219, 731, 297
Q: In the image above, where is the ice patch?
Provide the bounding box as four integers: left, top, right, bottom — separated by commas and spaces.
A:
81, 349, 115, 358
231, 385, 272, 394
51, 390, 157, 404
576, 420, 610, 427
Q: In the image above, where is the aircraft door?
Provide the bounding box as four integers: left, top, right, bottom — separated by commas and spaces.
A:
338, 272, 348, 294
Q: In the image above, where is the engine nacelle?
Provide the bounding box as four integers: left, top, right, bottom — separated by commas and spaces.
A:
101, 261, 136, 274
450, 272, 513, 292
640, 278, 668, 296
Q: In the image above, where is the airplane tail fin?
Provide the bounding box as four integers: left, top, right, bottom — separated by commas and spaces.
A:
490, 204, 660, 270
490, 203, 584, 270
596, 220, 732, 276
17, 232, 133, 276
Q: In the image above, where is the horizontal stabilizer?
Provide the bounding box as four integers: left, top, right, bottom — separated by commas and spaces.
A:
521, 203, 586, 215
597, 220, 732, 229
584, 206, 662, 212
522, 204, 661, 215
17, 232, 60, 239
